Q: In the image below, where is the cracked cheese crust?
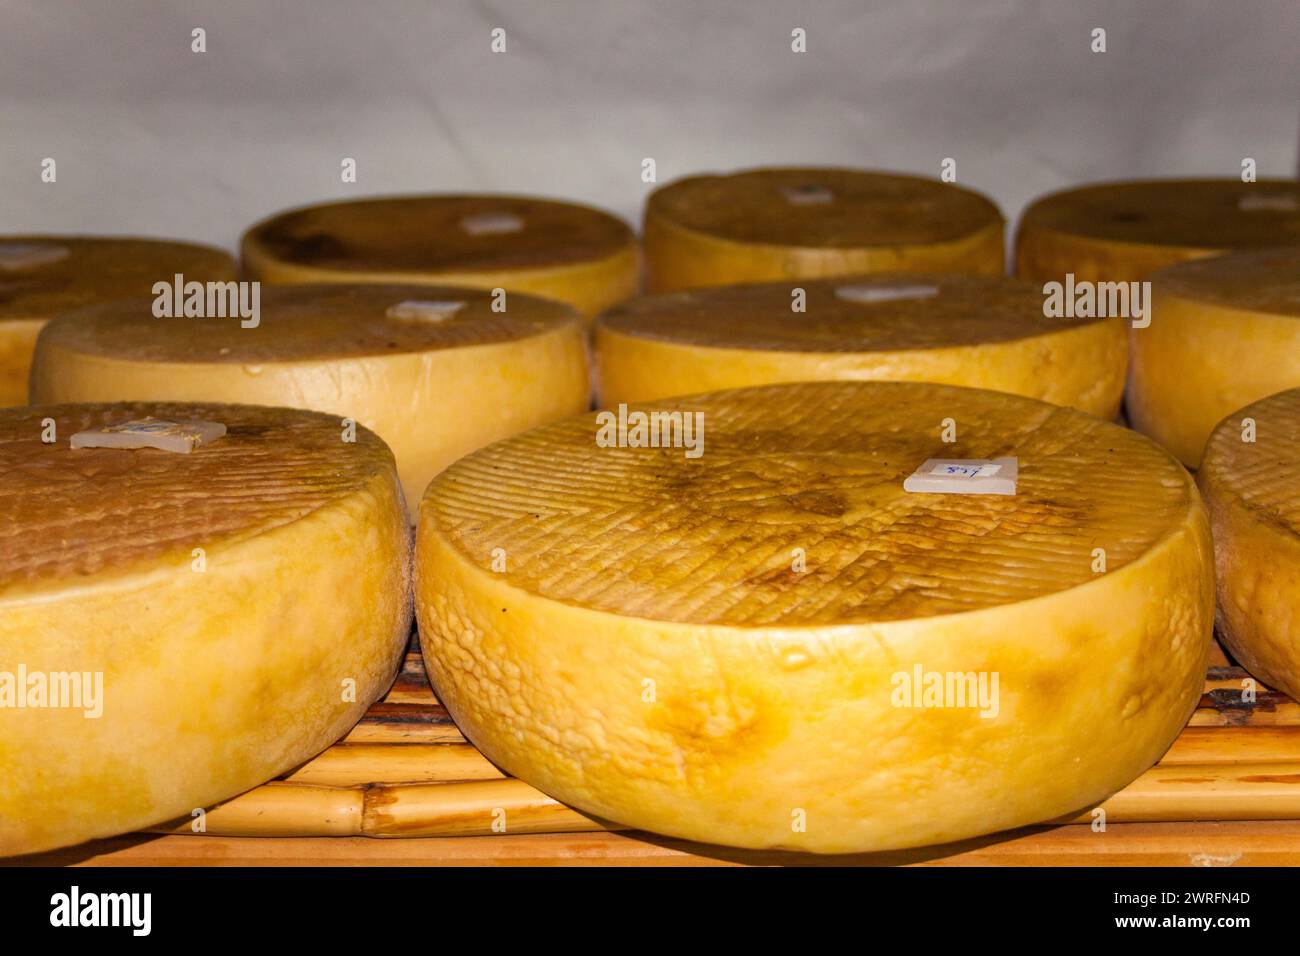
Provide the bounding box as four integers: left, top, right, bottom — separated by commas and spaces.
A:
1129, 248, 1300, 467
29, 284, 591, 515
0, 402, 411, 856
1199, 388, 1300, 702
416, 380, 1213, 853
0, 236, 235, 407
595, 274, 1127, 417
241, 194, 638, 318
643, 168, 1005, 292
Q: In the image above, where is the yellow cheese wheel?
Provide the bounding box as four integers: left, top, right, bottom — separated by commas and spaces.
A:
29, 284, 591, 514
0, 402, 410, 856
595, 274, 1126, 417
416, 381, 1212, 854
241, 195, 638, 318
1128, 248, 1300, 467
0, 236, 235, 407
643, 168, 1005, 292
1198, 388, 1300, 701
1016, 179, 1300, 282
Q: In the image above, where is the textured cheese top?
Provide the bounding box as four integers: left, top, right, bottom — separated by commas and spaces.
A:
39, 284, 582, 363
597, 275, 1097, 352
1020, 180, 1300, 251
1201, 388, 1300, 539
244, 195, 634, 275
0, 237, 236, 322
426, 381, 1193, 626
0, 402, 393, 594
1155, 247, 1300, 317
646, 169, 1003, 248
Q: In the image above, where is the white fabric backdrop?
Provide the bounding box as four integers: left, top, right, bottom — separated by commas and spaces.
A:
2, 0, 1297, 256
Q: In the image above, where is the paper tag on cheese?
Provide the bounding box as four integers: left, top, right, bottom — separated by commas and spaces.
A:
386, 300, 466, 322
0, 242, 70, 271
904, 457, 1018, 496
459, 211, 525, 236
835, 284, 940, 304
780, 184, 834, 206
70, 417, 227, 454
1238, 193, 1300, 212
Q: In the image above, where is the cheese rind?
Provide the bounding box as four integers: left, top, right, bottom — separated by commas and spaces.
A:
1128, 248, 1300, 466
29, 284, 591, 514
240, 195, 638, 319
1015, 180, 1300, 282
594, 275, 1126, 417
644, 168, 1005, 291
1198, 388, 1300, 701
416, 381, 1212, 853
0, 402, 411, 857
0, 236, 236, 407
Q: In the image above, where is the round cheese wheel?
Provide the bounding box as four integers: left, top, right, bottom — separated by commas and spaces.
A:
416, 380, 1212, 854
1128, 248, 1300, 467
29, 284, 591, 514
595, 274, 1126, 417
1016, 179, 1300, 282
1198, 388, 1300, 701
241, 195, 638, 318
0, 236, 235, 407
643, 168, 1005, 292
0, 402, 410, 856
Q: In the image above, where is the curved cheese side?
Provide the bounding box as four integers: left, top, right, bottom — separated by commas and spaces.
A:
0, 403, 411, 857
1128, 249, 1300, 467
415, 381, 1213, 854
1198, 388, 1300, 702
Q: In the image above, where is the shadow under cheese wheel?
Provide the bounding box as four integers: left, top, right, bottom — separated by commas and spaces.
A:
1198, 388, 1300, 702
241, 194, 638, 319
0, 237, 236, 407
0, 403, 411, 857
643, 168, 1005, 292
29, 284, 590, 515
415, 380, 1213, 854
1015, 179, 1300, 283
594, 274, 1126, 418
1129, 248, 1300, 467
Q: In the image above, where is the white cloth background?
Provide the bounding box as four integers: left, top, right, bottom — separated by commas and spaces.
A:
2, 0, 1297, 257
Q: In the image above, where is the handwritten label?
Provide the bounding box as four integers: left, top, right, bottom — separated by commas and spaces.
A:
460, 211, 524, 236
904, 458, 1018, 496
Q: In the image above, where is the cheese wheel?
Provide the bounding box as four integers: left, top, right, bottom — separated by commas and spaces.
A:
643, 168, 1005, 292
29, 284, 591, 514
0, 402, 410, 856
1198, 388, 1300, 701
1016, 179, 1300, 282
1128, 248, 1300, 467
416, 381, 1212, 854
241, 195, 638, 318
0, 236, 235, 407
595, 274, 1126, 417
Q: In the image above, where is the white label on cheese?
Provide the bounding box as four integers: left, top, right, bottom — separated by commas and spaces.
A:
1238, 193, 1300, 212
904, 458, 1018, 496
780, 184, 834, 205
835, 284, 940, 304
70, 417, 227, 454
0, 242, 70, 271
460, 211, 525, 236
386, 300, 467, 322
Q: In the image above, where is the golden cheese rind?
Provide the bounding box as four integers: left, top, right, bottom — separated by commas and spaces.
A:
415, 381, 1213, 853
1128, 248, 1300, 466
29, 284, 592, 514
0, 402, 411, 857
1015, 179, 1300, 282
1198, 388, 1300, 701
643, 168, 1005, 291
0, 236, 236, 407
594, 275, 1127, 417
240, 194, 638, 318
